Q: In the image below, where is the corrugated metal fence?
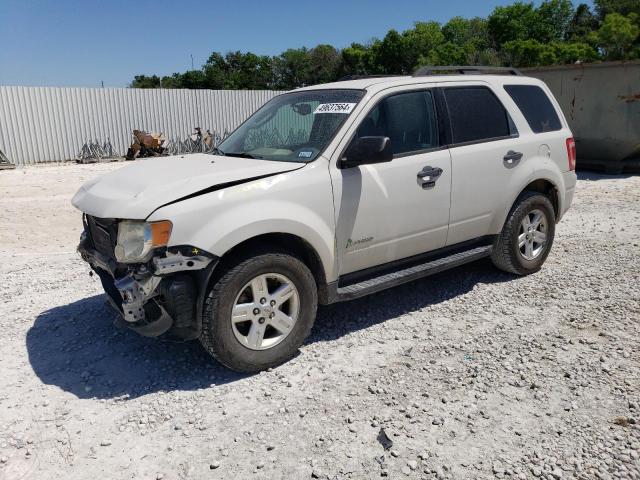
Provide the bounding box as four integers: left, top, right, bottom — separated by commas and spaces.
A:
0, 87, 282, 165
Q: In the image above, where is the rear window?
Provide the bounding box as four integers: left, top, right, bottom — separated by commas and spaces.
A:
443, 87, 513, 144
504, 85, 562, 133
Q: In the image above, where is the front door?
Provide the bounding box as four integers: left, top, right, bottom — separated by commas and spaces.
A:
332, 88, 452, 275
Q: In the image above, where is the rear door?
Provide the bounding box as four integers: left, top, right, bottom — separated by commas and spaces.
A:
441, 82, 535, 245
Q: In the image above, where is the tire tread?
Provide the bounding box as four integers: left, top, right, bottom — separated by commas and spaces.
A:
491, 191, 555, 275
200, 249, 317, 372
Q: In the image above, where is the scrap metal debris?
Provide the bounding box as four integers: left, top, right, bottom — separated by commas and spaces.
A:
164, 127, 230, 156
75, 127, 231, 164
0, 148, 15, 170
76, 139, 118, 164
125, 130, 167, 160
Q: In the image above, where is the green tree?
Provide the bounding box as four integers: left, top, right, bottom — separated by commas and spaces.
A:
503, 39, 548, 66
537, 0, 575, 41
130, 75, 161, 88
341, 43, 372, 76
488, 2, 541, 45
596, 12, 640, 59
224, 52, 273, 89
178, 70, 208, 89
203, 51, 274, 89
594, 0, 640, 21
442, 16, 491, 63
403, 21, 445, 70
159, 73, 186, 88
488, 1, 576, 46
427, 42, 468, 65
370, 30, 409, 74
551, 41, 599, 62
567, 4, 599, 41
308, 44, 342, 85
202, 52, 227, 89
272, 48, 311, 89
503, 38, 598, 66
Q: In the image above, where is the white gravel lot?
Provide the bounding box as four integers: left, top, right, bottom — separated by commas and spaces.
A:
0, 162, 639, 480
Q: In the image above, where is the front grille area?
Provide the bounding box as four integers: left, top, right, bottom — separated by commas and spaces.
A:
85, 215, 118, 259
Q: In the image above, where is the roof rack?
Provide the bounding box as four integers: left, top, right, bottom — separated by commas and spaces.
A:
337, 74, 405, 81
413, 66, 522, 77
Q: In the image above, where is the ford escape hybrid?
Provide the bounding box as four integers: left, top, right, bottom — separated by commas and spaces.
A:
73, 66, 577, 372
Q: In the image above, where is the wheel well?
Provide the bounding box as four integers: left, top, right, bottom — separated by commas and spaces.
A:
521, 179, 559, 219
215, 233, 327, 288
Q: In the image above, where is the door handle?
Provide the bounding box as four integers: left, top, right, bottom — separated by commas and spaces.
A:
503, 150, 523, 166
417, 166, 443, 189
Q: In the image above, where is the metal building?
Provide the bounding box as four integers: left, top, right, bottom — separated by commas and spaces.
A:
0, 87, 281, 165
525, 61, 640, 173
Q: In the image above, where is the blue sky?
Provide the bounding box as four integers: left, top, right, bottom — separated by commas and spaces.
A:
0, 0, 588, 88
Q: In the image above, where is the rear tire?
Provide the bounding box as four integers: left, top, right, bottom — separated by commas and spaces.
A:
491, 191, 556, 275
200, 250, 317, 373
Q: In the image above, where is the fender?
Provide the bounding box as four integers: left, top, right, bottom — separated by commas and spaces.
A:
492, 158, 566, 234
148, 162, 339, 282
193, 204, 336, 282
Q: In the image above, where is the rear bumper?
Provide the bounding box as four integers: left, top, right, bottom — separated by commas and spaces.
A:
560, 170, 577, 220
78, 234, 216, 337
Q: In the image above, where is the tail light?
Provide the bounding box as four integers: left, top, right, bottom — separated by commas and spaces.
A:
566, 138, 576, 171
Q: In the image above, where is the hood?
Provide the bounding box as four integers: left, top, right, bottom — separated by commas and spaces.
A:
72, 154, 304, 219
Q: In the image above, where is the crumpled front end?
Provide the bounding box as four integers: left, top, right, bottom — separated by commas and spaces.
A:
78, 214, 217, 338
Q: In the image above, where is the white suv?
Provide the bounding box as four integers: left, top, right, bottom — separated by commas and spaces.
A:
73, 66, 577, 372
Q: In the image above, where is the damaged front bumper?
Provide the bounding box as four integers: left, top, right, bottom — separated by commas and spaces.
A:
78, 232, 217, 338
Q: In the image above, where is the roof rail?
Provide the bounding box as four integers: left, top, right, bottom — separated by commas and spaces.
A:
337, 74, 405, 81
413, 66, 522, 77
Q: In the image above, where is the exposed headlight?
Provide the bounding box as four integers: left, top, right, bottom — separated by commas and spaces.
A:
114, 220, 172, 263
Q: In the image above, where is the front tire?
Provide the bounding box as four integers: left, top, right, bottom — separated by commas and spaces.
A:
491, 191, 556, 275
200, 250, 317, 373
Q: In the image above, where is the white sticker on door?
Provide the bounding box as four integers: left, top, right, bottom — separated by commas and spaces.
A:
313, 103, 356, 114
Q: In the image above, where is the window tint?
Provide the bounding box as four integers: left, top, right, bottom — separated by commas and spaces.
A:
356, 90, 438, 156
504, 85, 562, 133
444, 87, 512, 144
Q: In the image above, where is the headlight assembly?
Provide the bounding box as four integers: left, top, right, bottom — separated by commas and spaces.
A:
114, 220, 172, 263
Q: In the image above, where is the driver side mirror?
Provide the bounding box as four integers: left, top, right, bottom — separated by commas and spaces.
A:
340, 136, 393, 169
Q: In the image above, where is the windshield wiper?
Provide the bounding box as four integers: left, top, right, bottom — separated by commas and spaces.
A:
224, 152, 262, 159
211, 147, 225, 156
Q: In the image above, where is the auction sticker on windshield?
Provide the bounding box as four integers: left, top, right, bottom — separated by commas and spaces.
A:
314, 103, 356, 114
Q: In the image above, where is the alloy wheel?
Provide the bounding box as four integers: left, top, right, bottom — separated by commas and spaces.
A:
230, 273, 300, 350
518, 208, 548, 261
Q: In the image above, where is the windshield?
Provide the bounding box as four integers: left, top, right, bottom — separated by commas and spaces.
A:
218, 89, 365, 163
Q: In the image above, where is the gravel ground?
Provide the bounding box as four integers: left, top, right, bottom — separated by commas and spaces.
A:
0, 163, 639, 480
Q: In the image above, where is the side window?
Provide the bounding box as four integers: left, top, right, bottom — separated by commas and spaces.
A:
504, 85, 562, 133
443, 87, 513, 144
355, 90, 439, 156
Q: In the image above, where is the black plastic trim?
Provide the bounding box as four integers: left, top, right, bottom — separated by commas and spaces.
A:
414, 66, 522, 76
446, 134, 520, 149
338, 235, 496, 288
322, 237, 496, 304
334, 244, 492, 301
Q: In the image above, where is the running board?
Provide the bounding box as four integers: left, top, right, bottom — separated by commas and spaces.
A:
333, 245, 492, 302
